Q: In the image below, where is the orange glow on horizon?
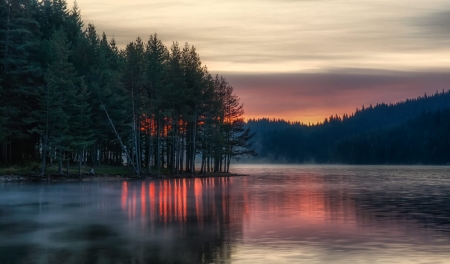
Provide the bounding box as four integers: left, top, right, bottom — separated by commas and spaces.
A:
243, 111, 349, 125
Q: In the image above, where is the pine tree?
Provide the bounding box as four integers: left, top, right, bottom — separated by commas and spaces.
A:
94, 34, 128, 167
144, 34, 169, 175
225, 119, 256, 172
123, 37, 145, 175
0, 0, 42, 163
0, 78, 7, 145
168, 42, 188, 174
181, 43, 205, 174
222, 81, 245, 171
69, 80, 94, 177
198, 73, 221, 174
30, 28, 78, 175
65, 0, 83, 44
70, 24, 127, 168
36, 0, 69, 40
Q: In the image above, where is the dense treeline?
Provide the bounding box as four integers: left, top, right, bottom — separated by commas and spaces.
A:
247, 90, 450, 164
0, 0, 256, 176
333, 109, 450, 164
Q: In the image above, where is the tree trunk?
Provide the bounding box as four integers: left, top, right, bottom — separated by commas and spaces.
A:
102, 101, 139, 176
180, 129, 185, 173
185, 124, 190, 173
40, 136, 47, 176
78, 150, 82, 179
1, 143, 6, 164
175, 136, 179, 175
49, 146, 53, 167
58, 150, 62, 174
156, 115, 161, 176
147, 133, 152, 174
66, 154, 69, 174
171, 122, 176, 174
136, 118, 141, 173
191, 114, 197, 176
201, 151, 206, 176
9, 134, 12, 164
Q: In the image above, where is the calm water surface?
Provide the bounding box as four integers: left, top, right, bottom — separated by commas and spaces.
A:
1, 165, 450, 263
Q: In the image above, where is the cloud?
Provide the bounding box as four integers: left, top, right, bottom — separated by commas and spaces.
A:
413, 10, 450, 41
75, 0, 450, 73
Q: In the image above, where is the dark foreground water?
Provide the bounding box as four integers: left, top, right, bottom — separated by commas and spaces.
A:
1, 165, 450, 264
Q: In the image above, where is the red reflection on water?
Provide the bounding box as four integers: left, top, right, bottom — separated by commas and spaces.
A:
141, 182, 146, 224
159, 181, 164, 221
243, 177, 249, 219
182, 179, 187, 223
168, 180, 172, 222
132, 189, 137, 220
121, 182, 128, 211
120, 177, 240, 229
149, 182, 155, 221
174, 180, 183, 222
194, 178, 203, 226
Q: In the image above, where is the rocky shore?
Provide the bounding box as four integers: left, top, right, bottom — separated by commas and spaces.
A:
0, 175, 29, 182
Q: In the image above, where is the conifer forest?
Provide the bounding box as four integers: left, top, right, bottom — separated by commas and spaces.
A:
246, 91, 450, 164
0, 0, 256, 176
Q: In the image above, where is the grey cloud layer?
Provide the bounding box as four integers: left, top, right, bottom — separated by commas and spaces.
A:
414, 10, 450, 40
77, 0, 450, 72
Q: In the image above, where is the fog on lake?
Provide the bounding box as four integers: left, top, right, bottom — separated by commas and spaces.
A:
1, 165, 450, 263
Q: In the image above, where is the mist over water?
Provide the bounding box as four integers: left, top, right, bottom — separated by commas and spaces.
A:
1, 165, 450, 263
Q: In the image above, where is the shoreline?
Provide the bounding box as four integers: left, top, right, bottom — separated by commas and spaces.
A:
0, 172, 247, 183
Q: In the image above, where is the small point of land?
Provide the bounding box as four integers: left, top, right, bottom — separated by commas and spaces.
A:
0, 165, 246, 182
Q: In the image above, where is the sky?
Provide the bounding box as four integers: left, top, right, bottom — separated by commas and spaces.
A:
71, 0, 450, 123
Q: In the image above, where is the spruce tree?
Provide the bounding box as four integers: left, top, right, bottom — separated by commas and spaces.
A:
0, 0, 42, 163
0, 79, 7, 145
69, 80, 94, 177
144, 34, 169, 175
181, 43, 205, 174
123, 37, 145, 175
36, 0, 69, 40
30, 28, 78, 175
65, 0, 83, 44
168, 42, 188, 173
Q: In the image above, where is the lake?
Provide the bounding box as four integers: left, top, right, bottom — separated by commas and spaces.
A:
1, 165, 450, 263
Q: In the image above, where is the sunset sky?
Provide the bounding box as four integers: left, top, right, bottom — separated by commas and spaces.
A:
72, 0, 450, 123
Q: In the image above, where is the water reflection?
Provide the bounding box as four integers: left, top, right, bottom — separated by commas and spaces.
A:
119, 178, 240, 227
1, 166, 450, 263
231, 165, 450, 263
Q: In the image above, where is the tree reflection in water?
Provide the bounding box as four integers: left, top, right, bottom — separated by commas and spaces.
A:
110, 177, 244, 264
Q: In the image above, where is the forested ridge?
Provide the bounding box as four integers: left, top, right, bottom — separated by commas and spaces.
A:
0, 0, 256, 176
247, 90, 450, 164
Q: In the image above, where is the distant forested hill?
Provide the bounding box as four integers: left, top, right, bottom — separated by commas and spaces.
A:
333, 109, 450, 164
246, 90, 450, 164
